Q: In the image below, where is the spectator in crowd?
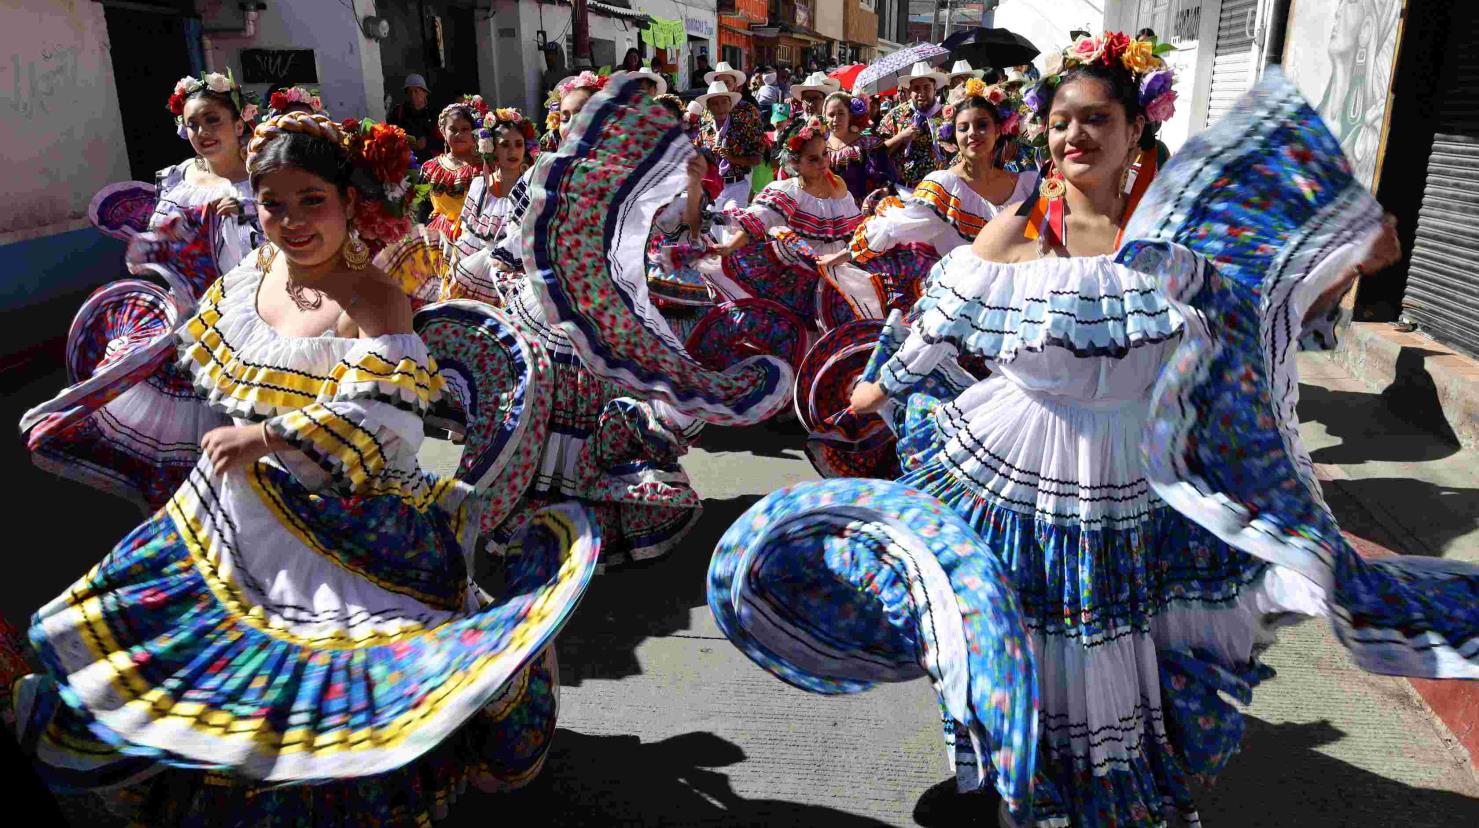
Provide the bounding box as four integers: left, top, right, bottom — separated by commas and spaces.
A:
389, 73, 441, 157
694, 54, 713, 86
1137, 27, 1157, 41
756, 68, 785, 109
621, 47, 643, 72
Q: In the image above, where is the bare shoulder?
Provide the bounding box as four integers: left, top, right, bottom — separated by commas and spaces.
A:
346, 268, 414, 337
971, 204, 1037, 264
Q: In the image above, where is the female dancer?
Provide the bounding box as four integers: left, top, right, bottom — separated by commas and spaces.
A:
12, 112, 597, 824
823, 80, 1034, 309
21, 73, 265, 511
445, 107, 536, 278
542, 72, 608, 154
820, 91, 897, 203
451, 103, 707, 567
706, 122, 862, 320
151, 71, 262, 282
420, 97, 488, 255
708, 35, 1461, 828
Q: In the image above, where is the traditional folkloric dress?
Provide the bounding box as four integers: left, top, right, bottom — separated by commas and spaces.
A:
700, 100, 765, 211
151, 160, 262, 292
826, 131, 899, 204
706, 72, 1479, 828
439, 169, 533, 304
420, 154, 485, 257
705, 177, 863, 321
849, 169, 1037, 311
449, 126, 709, 566
645, 190, 717, 343
877, 100, 946, 194
21, 161, 264, 511
13, 258, 600, 824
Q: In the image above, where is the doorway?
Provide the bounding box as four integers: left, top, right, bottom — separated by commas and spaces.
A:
101, 4, 196, 181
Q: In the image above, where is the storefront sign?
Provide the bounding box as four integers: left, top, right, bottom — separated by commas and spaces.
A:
685, 15, 715, 38
239, 49, 318, 85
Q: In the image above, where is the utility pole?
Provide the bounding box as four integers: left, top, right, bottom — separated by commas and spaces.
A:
573, 0, 592, 69
943, 0, 954, 38
929, 0, 942, 41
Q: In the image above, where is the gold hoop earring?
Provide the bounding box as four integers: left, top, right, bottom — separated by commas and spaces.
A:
342, 230, 370, 271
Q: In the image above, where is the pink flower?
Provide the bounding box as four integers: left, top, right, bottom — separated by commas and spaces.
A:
1145, 90, 1178, 122
1070, 36, 1103, 64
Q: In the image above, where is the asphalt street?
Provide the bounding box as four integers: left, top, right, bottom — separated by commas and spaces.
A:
3, 359, 1477, 825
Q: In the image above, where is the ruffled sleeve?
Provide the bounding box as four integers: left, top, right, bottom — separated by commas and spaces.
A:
736, 182, 798, 239
902, 250, 1181, 365
852, 192, 955, 264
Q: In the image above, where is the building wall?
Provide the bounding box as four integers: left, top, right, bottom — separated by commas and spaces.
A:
816, 0, 846, 41
0, 0, 130, 245
1282, 0, 1402, 189
198, 0, 384, 121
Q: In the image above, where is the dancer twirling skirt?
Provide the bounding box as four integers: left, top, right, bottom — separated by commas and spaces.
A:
11, 112, 599, 824
708, 36, 1479, 828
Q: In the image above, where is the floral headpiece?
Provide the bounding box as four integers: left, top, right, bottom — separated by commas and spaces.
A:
248, 113, 419, 254
784, 119, 825, 155
940, 78, 1026, 140
439, 96, 488, 129
841, 94, 871, 128
555, 71, 609, 99
1025, 32, 1178, 126
266, 86, 323, 117
168, 70, 258, 127
477, 108, 538, 154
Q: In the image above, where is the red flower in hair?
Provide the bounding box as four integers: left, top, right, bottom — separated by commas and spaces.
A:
352, 198, 411, 253
359, 122, 412, 185
269, 91, 290, 112
341, 117, 361, 134
1101, 32, 1132, 66
167, 91, 186, 115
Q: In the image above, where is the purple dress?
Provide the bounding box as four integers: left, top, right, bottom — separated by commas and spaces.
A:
828, 131, 897, 204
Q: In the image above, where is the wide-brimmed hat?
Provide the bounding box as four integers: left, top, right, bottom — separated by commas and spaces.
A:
613, 68, 667, 95
404, 73, 429, 92
695, 80, 741, 107
790, 71, 841, 99
704, 61, 747, 88
903, 61, 948, 90
947, 59, 985, 82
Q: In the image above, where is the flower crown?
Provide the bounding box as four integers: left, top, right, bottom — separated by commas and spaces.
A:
1026, 32, 1178, 125
840, 94, 871, 128
784, 119, 825, 155
555, 71, 609, 99
267, 86, 323, 117
477, 108, 538, 154
247, 113, 419, 254
941, 78, 1028, 141
439, 95, 489, 128
168, 70, 258, 125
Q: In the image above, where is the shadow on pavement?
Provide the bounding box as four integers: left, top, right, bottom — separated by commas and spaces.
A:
694, 420, 809, 460
1203, 717, 1479, 825
555, 495, 761, 686
445, 729, 894, 827
1297, 349, 1462, 467
1320, 476, 1479, 557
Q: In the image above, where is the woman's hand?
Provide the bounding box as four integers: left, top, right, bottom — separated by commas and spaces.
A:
1355, 214, 1402, 274
212, 195, 242, 219
686, 153, 709, 183
201, 424, 275, 477
850, 381, 888, 415
818, 250, 852, 269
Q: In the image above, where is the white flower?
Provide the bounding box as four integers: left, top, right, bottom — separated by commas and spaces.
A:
173, 77, 194, 95
204, 73, 232, 93
477, 137, 495, 155
240, 103, 259, 121
385, 179, 410, 201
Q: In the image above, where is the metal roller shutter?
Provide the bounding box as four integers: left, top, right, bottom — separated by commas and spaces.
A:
1204, 0, 1258, 128
1404, 30, 1479, 358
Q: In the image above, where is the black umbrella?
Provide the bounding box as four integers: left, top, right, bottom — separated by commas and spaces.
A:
940, 27, 1040, 70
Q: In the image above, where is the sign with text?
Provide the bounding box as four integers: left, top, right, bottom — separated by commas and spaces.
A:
239, 49, 319, 85
685, 15, 715, 38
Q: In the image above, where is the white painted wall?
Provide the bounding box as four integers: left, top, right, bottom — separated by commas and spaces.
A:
993, 0, 1105, 73
198, 0, 385, 121
0, 0, 130, 243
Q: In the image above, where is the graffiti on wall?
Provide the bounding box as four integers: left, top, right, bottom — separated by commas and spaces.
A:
1285, 0, 1401, 188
